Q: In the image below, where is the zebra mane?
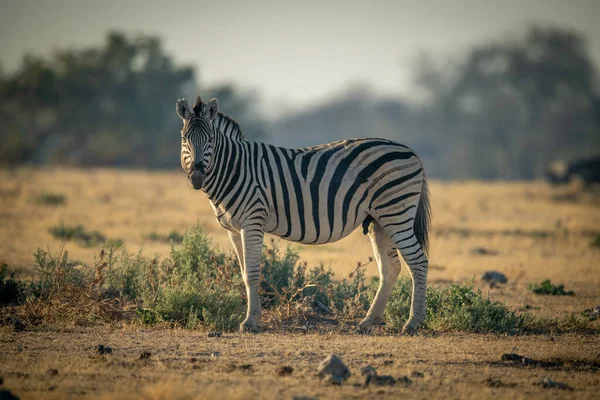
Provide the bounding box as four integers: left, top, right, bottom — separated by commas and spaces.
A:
212, 111, 245, 141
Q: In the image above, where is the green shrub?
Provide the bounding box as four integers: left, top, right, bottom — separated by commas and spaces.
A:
528, 280, 574, 296
0, 264, 26, 305
32, 247, 91, 296
590, 234, 600, 249
35, 192, 66, 206
48, 223, 106, 247
386, 278, 526, 334
4, 224, 592, 334
114, 224, 244, 331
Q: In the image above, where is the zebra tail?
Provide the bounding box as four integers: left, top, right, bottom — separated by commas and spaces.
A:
414, 177, 432, 256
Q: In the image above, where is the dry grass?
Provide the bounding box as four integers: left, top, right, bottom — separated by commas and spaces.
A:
0, 168, 599, 398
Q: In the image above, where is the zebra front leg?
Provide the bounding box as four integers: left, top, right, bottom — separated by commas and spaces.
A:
228, 231, 245, 275
357, 221, 401, 333
239, 226, 264, 333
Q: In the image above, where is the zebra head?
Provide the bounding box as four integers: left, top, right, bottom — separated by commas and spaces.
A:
176, 96, 219, 190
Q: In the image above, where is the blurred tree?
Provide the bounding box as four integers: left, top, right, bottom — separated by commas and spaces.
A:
413, 25, 600, 179
0, 32, 267, 168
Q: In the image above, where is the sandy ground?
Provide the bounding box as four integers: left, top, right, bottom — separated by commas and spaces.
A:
1, 329, 599, 400
0, 168, 599, 399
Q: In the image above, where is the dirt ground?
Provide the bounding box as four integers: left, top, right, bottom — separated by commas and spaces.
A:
1, 328, 599, 399
1, 168, 599, 399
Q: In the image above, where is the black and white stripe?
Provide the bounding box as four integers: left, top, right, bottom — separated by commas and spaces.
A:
176, 96, 431, 333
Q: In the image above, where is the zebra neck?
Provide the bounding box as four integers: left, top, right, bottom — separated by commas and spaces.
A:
202, 135, 253, 205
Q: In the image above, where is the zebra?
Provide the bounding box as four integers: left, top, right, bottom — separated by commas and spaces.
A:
176, 96, 431, 334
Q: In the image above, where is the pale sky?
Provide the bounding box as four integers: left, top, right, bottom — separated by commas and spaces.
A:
1, 0, 599, 114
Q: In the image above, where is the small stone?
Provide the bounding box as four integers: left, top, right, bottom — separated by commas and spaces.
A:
10, 317, 26, 332
482, 271, 507, 286
472, 247, 499, 256
239, 364, 253, 372
501, 353, 537, 365
360, 365, 377, 377
316, 354, 351, 385
207, 331, 222, 338
45, 369, 58, 376
276, 366, 294, 376
539, 378, 571, 390
369, 375, 397, 386
96, 344, 112, 355
501, 353, 522, 361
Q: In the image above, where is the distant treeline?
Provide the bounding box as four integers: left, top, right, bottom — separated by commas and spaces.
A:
1, 25, 599, 179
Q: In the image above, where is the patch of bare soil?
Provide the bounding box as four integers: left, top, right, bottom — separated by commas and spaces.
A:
1, 328, 599, 399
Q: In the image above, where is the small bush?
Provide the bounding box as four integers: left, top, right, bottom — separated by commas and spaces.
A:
35, 192, 66, 206
145, 231, 184, 244
0, 264, 26, 305
590, 234, 600, 248
385, 278, 526, 334
2, 225, 592, 334
385, 278, 590, 334
528, 280, 574, 296
48, 223, 107, 247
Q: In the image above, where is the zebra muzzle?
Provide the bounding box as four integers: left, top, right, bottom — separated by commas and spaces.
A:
188, 169, 204, 190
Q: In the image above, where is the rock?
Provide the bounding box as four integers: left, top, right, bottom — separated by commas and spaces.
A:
207, 331, 222, 338
584, 306, 600, 320
276, 366, 294, 376
239, 364, 253, 372
482, 271, 508, 286
501, 353, 538, 365
367, 375, 397, 386
96, 344, 112, 355
360, 365, 377, 377
486, 377, 516, 388
396, 376, 413, 386
472, 247, 499, 256
10, 317, 25, 332
539, 378, 571, 390
45, 369, 58, 376
316, 355, 350, 385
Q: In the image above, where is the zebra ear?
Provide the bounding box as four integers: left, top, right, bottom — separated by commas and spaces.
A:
207, 98, 219, 120
176, 98, 192, 120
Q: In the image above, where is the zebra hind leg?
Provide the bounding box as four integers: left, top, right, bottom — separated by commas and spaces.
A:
357, 221, 401, 333
389, 227, 428, 335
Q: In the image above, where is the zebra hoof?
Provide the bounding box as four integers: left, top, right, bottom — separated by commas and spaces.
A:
239, 320, 259, 333
401, 326, 418, 336
356, 317, 384, 334
355, 323, 373, 334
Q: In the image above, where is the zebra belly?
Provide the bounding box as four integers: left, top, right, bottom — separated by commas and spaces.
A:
265, 206, 370, 245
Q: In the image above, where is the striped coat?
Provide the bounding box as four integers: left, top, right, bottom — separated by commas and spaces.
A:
177, 96, 431, 334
